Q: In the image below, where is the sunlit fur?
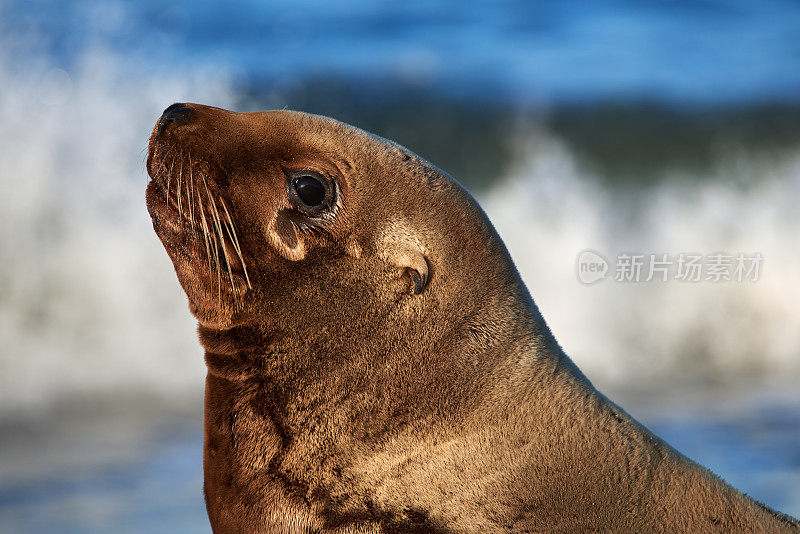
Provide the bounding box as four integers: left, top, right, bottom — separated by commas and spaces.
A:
146, 104, 799, 533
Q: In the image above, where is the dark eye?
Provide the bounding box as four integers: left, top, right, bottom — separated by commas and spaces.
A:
285, 170, 336, 217
293, 175, 327, 207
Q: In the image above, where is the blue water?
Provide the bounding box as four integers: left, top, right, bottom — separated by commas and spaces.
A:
0, 390, 798, 532
4, 0, 800, 104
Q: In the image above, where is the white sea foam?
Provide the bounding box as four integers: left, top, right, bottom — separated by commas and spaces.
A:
1, 44, 799, 416
482, 133, 800, 388
0, 45, 237, 414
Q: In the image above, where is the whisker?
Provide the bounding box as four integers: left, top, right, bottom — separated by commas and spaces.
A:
207, 191, 236, 297
165, 155, 175, 202
176, 150, 184, 216
187, 153, 195, 229
214, 226, 221, 307
152, 162, 166, 188
219, 197, 251, 289
196, 181, 214, 286
200, 173, 222, 305
217, 200, 241, 299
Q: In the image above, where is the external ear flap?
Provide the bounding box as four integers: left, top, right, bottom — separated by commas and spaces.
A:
407, 255, 429, 295
267, 210, 307, 261
381, 220, 429, 295
393, 247, 429, 295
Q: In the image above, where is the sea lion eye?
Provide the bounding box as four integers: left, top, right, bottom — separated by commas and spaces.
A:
293, 175, 326, 207
285, 170, 335, 217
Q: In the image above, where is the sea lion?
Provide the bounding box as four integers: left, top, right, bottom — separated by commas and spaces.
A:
145, 102, 799, 533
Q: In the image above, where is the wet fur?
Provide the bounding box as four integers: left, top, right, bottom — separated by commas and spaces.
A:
146, 104, 799, 533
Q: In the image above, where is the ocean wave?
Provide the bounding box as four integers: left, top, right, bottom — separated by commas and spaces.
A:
0, 45, 237, 414
483, 132, 800, 387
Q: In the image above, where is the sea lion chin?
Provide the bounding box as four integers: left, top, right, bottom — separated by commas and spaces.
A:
146, 103, 799, 533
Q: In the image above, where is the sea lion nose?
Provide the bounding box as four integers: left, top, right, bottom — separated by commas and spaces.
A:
157, 103, 195, 136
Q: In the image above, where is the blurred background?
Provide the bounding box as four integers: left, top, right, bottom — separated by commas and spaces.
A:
1, 0, 799, 531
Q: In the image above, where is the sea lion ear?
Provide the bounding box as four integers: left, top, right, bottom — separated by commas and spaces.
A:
267, 210, 307, 261
409, 259, 428, 295
382, 221, 429, 295
391, 246, 429, 295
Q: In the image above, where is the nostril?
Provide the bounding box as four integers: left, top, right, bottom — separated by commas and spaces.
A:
162, 103, 192, 120
157, 103, 195, 137
163, 102, 187, 115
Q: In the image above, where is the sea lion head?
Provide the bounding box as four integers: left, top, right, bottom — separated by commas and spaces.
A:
146, 103, 537, 366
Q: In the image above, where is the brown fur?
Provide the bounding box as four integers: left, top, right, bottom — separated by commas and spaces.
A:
145, 103, 799, 533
